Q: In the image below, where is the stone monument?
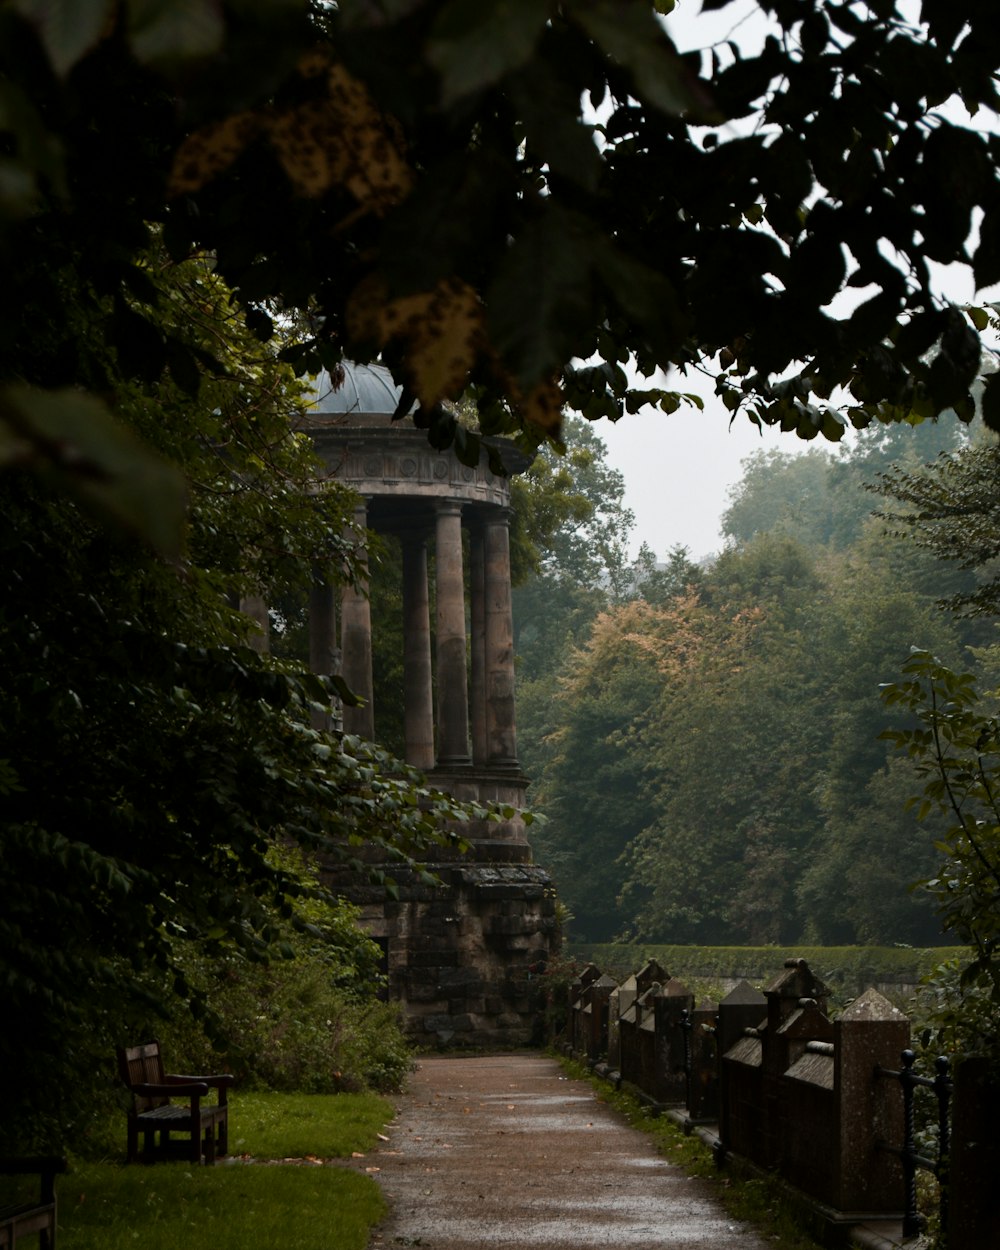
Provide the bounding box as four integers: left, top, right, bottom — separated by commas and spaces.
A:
301, 363, 557, 1047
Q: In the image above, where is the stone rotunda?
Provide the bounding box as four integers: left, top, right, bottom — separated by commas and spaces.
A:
301, 363, 557, 1047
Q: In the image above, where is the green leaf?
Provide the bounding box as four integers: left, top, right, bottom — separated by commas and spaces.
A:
0, 78, 67, 206
0, 384, 187, 557
573, 1, 712, 119
508, 63, 602, 192
427, 0, 550, 105
487, 206, 598, 389
13, 0, 115, 76
165, 338, 202, 397
126, 0, 224, 68
967, 306, 990, 332
981, 371, 1000, 434
594, 241, 687, 360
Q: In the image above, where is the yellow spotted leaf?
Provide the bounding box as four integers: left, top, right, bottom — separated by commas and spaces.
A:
168, 111, 261, 196
267, 99, 339, 198
266, 64, 413, 210
347, 277, 485, 408
298, 47, 332, 79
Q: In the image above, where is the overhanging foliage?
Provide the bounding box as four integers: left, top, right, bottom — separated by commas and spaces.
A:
3, 1, 1000, 553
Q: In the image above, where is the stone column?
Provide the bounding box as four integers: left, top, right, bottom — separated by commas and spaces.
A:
469, 523, 487, 765
340, 500, 374, 739
401, 531, 435, 769
240, 594, 270, 654
308, 572, 338, 732
483, 508, 518, 766
435, 500, 470, 766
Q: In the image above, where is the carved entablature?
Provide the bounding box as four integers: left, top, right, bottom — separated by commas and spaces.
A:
304, 414, 530, 514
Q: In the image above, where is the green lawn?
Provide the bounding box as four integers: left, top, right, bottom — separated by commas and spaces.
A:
52, 1091, 394, 1250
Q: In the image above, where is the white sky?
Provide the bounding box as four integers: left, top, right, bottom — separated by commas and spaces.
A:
598, 389, 811, 563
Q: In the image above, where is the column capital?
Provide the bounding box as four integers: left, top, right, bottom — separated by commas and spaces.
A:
435, 498, 464, 518
467, 504, 511, 534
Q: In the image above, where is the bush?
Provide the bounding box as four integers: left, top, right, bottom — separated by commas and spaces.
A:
154, 857, 414, 1096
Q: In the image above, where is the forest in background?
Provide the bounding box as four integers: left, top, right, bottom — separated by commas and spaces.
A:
513, 409, 1000, 948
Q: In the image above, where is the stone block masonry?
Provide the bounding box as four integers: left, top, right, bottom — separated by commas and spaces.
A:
325, 857, 558, 1048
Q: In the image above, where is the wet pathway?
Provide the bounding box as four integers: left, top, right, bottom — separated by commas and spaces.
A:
362, 1053, 774, 1249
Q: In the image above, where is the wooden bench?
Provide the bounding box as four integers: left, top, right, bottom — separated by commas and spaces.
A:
0, 1157, 67, 1250
117, 1041, 233, 1165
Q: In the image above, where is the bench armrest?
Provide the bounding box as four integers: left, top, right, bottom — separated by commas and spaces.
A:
0, 1158, 67, 1176
165, 1073, 234, 1089
133, 1081, 209, 1097
0, 1158, 66, 1203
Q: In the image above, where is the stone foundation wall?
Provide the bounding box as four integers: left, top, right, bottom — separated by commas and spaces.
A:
326, 860, 559, 1048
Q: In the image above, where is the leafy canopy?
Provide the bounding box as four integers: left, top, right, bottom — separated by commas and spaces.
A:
3, 0, 1000, 553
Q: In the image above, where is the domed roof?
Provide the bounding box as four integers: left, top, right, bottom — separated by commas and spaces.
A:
307, 361, 408, 416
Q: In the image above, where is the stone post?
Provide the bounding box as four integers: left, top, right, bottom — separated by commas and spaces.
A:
483, 507, 518, 767
717, 980, 767, 1056
341, 500, 374, 739
469, 523, 487, 764
587, 973, 618, 1061
949, 1056, 1000, 1250
308, 573, 337, 732
688, 999, 720, 1123
833, 987, 909, 1213
401, 532, 435, 769
652, 978, 695, 1106
435, 500, 470, 766
718, 981, 766, 1160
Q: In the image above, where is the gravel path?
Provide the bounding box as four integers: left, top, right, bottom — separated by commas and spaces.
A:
361, 1053, 774, 1249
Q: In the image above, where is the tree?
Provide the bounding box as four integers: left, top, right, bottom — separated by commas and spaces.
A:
512, 414, 637, 686
622, 537, 831, 944
874, 435, 1000, 618
527, 601, 667, 941
4, 0, 1000, 558
722, 448, 839, 547
0, 249, 475, 1150
512, 414, 636, 589
882, 652, 1000, 1054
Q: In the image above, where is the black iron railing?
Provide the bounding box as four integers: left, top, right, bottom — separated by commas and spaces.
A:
875, 1049, 952, 1238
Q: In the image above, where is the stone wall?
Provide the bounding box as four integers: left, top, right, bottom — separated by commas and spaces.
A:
326, 859, 558, 1047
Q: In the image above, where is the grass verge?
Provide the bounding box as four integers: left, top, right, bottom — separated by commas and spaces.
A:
41, 1091, 395, 1250
59, 1162, 384, 1250
558, 1057, 826, 1250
